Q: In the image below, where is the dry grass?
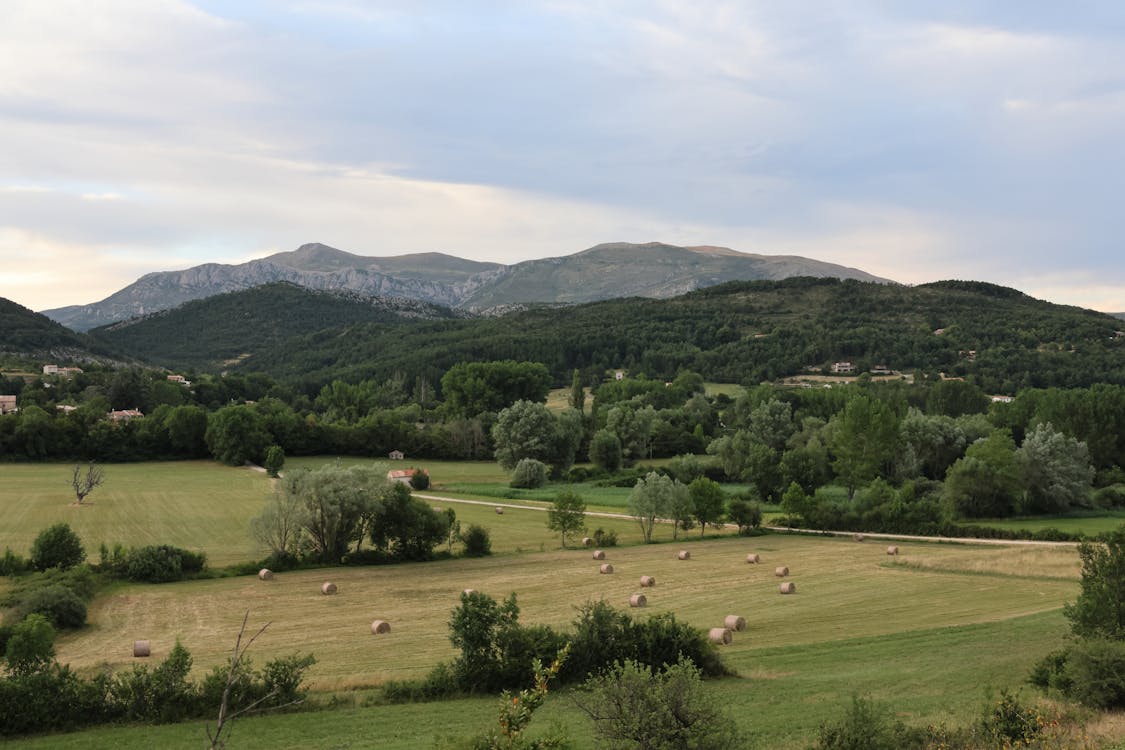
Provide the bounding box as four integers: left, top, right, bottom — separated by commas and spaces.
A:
889, 545, 1082, 580
56, 535, 1080, 692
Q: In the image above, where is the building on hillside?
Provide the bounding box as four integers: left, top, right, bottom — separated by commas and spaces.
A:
386, 468, 426, 485
990, 395, 1014, 404
388, 450, 405, 460
43, 365, 83, 378
56, 404, 77, 413
166, 374, 191, 386
109, 408, 144, 423
831, 362, 856, 374
869, 364, 892, 375
0, 395, 17, 414
613, 369, 626, 380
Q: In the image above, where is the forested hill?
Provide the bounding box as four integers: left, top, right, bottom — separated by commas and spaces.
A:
0, 297, 121, 363
93, 277, 1125, 393
88, 282, 465, 372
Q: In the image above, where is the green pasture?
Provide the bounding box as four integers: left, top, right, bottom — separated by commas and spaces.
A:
22, 533, 1085, 749
0, 462, 272, 566
978, 510, 1125, 537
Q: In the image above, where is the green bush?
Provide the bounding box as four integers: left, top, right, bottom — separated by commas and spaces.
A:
17, 585, 88, 629
3, 614, 56, 676
263, 444, 285, 477
123, 545, 208, 583
727, 498, 763, 535
511, 459, 548, 489
382, 662, 459, 703
813, 695, 926, 750
0, 663, 109, 736
409, 469, 431, 490
591, 528, 617, 547
0, 549, 29, 576
29, 523, 85, 572
1038, 639, 1125, 710
461, 525, 492, 557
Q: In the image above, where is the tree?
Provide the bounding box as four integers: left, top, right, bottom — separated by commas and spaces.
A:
1017, 422, 1094, 514
547, 491, 587, 548
943, 430, 1021, 518
205, 405, 271, 466
746, 398, 795, 452
250, 490, 304, 560
30, 522, 85, 571
1063, 524, 1125, 640
441, 361, 552, 418
263, 445, 285, 478
368, 481, 449, 560
628, 472, 677, 543
4, 613, 56, 676
830, 396, 900, 499
589, 430, 623, 473
689, 477, 725, 536
570, 369, 586, 414
493, 401, 559, 471
283, 465, 381, 563
666, 481, 693, 541
898, 408, 967, 481
511, 458, 548, 489
70, 462, 104, 504
575, 657, 744, 750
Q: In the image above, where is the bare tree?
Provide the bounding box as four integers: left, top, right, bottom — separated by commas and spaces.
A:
71, 463, 105, 504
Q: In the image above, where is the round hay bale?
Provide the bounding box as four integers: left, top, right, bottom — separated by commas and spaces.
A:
774, 566, 789, 577
887, 545, 899, 556
745, 553, 760, 564
599, 563, 614, 574
581, 537, 593, 547
854, 533, 865, 542
592, 549, 606, 560
639, 575, 656, 588
321, 581, 338, 595
494, 506, 504, 515
629, 593, 647, 608
258, 568, 273, 581
724, 615, 747, 632
370, 619, 391, 635
779, 581, 796, 595
677, 550, 690, 560
133, 640, 151, 658
708, 627, 732, 645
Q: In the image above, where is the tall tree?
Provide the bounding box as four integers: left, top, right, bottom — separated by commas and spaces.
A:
829, 396, 900, 498
569, 369, 586, 414
547, 491, 587, 548
943, 430, 1021, 518
1017, 422, 1095, 514
1064, 524, 1125, 640
689, 477, 725, 536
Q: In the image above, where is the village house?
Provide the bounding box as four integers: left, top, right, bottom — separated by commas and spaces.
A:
386, 468, 426, 485
869, 364, 892, 375
109, 408, 144, 423
167, 374, 191, 387
388, 450, 405, 460
42, 364, 84, 377
0, 395, 17, 414
831, 362, 856, 374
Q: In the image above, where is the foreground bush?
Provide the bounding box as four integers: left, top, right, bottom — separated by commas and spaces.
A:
29, 524, 85, 572
1031, 639, 1125, 709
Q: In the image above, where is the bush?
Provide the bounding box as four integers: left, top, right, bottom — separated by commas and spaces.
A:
123, 545, 207, 583
29, 523, 85, 572
461, 525, 492, 557
727, 498, 763, 535
17, 585, 88, 629
409, 469, 431, 491
0, 549, 28, 577
4, 614, 56, 676
813, 695, 926, 750
0, 663, 108, 736
1034, 640, 1125, 710
263, 444, 285, 477
1094, 485, 1125, 509
511, 459, 548, 489
591, 528, 618, 547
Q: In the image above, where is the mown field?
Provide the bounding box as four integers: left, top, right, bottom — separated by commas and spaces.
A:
2, 459, 1121, 749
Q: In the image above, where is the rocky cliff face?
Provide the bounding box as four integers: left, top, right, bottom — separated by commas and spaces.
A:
42, 241, 889, 331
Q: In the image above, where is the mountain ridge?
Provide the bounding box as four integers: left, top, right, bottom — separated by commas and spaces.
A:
42, 241, 891, 331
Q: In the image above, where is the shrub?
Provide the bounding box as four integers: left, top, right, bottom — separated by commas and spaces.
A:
17, 585, 88, 629
409, 469, 431, 490
123, 545, 207, 583
813, 695, 925, 750
978, 689, 1048, 745
511, 459, 548, 489
107, 641, 197, 723
0, 549, 28, 577
383, 662, 459, 703
263, 444, 285, 477
29, 523, 85, 572
461, 525, 492, 557
727, 499, 763, 535
1039, 639, 1125, 710
592, 528, 617, 547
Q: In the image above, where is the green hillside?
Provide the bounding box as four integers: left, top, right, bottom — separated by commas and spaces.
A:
93, 277, 1125, 393
0, 297, 119, 363
88, 282, 463, 371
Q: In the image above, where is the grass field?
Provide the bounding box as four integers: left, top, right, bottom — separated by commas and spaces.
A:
0, 462, 273, 566
979, 511, 1125, 536
37, 533, 1084, 749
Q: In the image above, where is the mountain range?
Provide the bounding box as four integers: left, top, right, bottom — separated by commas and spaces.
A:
41, 241, 889, 331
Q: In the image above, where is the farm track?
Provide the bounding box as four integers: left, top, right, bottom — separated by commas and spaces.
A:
414, 492, 1083, 548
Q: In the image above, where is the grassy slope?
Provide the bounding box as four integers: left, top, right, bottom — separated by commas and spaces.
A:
0, 462, 272, 566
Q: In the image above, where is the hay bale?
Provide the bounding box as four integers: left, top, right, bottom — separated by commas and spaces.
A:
629, 593, 647, 608
708, 628, 732, 645
779, 581, 796, 594
745, 553, 760, 564
433, 506, 442, 512
258, 568, 273, 581
724, 615, 747, 632
639, 575, 656, 588
581, 537, 593, 547
887, 545, 899, 556
599, 563, 614, 574
592, 550, 606, 560
321, 581, 338, 595
370, 620, 391, 635
133, 640, 151, 658
677, 550, 690, 560
495, 506, 504, 515
774, 566, 789, 577
854, 533, 865, 542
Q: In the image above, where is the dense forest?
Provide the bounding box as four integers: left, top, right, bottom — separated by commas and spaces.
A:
85, 277, 1125, 393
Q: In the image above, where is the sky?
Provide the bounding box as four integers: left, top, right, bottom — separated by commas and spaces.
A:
2, 1, 1125, 313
